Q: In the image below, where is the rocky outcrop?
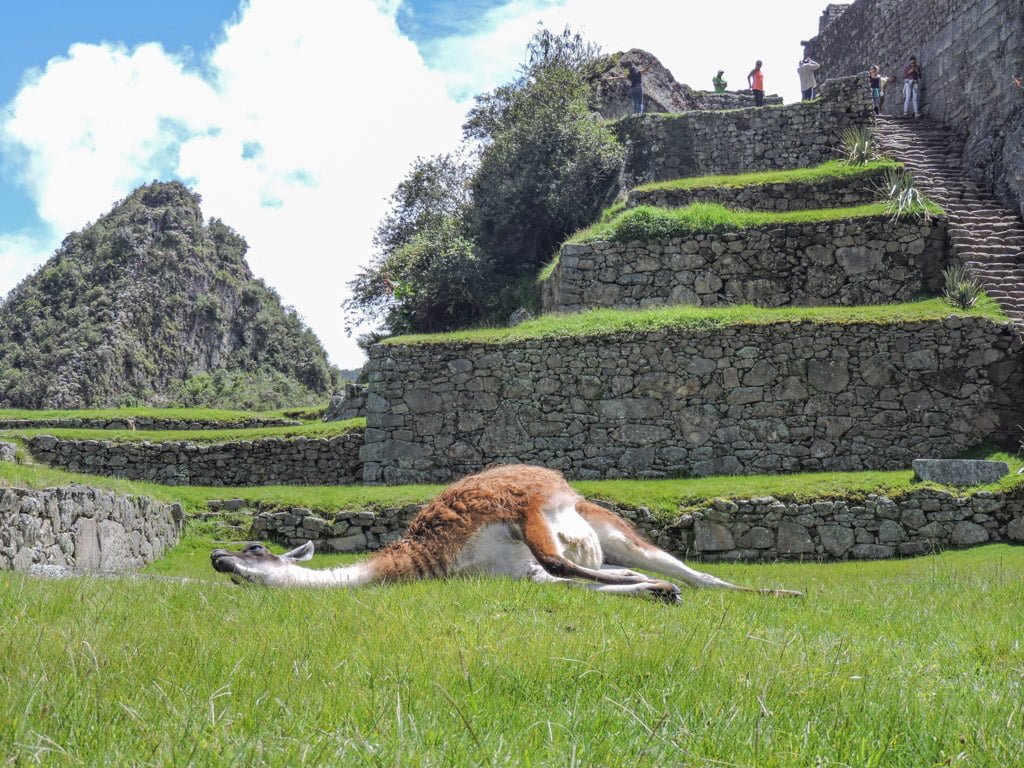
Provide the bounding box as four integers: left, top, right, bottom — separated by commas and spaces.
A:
324, 383, 367, 421
592, 49, 703, 119
0, 181, 336, 409
0, 485, 182, 571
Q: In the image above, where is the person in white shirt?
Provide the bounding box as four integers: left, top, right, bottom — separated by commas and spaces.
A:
798, 57, 821, 101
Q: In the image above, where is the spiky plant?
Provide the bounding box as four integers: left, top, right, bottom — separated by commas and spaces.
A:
838, 126, 877, 165
880, 167, 931, 219
942, 263, 984, 309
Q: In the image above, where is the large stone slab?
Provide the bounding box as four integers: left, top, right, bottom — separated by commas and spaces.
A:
912, 459, 1009, 486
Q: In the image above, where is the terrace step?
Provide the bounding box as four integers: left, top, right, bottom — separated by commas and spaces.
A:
874, 116, 1024, 333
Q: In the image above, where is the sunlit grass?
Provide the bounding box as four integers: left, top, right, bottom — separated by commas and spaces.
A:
631, 159, 900, 193
1, 545, 1022, 766
0, 418, 364, 444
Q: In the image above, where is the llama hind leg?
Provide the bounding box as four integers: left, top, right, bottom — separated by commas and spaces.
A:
576, 501, 802, 596
526, 564, 680, 602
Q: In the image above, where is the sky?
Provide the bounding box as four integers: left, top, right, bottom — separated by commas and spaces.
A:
0, 0, 831, 370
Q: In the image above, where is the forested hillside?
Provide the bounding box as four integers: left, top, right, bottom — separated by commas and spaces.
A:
0, 182, 336, 409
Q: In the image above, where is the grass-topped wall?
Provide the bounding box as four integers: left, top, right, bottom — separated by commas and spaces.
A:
542, 203, 948, 313
626, 160, 899, 211
363, 304, 1023, 483
615, 75, 873, 186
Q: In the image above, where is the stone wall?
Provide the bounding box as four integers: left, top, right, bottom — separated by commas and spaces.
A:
250, 487, 1024, 563
803, 0, 1024, 216
626, 167, 888, 211
615, 76, 873, 187
694, 91, 785, 110
27, 429, 365, 486
362, 317, 1023, 484
0, 485, 182, 571
543, 216, 948, 313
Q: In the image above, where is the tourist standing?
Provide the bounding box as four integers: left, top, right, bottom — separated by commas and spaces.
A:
902, 56, 922, 118
609, 61, 653, 114
797, 57, 821, 100
868, 65, 890, 114
713, 70, 728, 92
748, 60, 766, 107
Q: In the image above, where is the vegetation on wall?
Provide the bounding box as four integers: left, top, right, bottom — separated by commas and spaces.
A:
345, 25, 624, 337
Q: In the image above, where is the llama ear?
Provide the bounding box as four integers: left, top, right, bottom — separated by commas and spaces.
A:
281, 541, 314, 562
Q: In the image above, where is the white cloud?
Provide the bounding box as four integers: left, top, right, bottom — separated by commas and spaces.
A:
0, 0, 467, 369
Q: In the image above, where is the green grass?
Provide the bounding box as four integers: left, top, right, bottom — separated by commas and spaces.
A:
2, 545, 1023, 766
0, 406, 321, 423
0, 418, 365, 444
632, 159, 901, 193
2, 448, 1020, 520
570, 201, 945, 244
384, 296, 1007, 346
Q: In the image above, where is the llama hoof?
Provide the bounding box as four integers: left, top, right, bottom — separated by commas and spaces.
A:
646, 580, 682, 603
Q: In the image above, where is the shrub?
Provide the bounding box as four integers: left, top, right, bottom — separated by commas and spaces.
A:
880, 167, 931, 219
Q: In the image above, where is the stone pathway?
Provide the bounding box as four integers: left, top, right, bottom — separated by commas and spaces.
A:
874, 115, 1024, 329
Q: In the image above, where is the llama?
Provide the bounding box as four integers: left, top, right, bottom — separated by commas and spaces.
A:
211, 464, 802, 600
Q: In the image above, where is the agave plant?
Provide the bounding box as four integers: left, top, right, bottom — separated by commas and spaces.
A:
942, 263, 984, 309
880, 167, 930, 219
838, 126, 876, 165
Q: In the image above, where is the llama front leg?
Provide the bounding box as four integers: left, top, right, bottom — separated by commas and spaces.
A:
526, 564, 681, 602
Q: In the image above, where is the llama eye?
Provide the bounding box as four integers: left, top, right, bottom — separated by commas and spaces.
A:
244, 544, 266, 555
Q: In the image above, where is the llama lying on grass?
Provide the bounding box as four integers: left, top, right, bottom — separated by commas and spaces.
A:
211, 464, 802, 600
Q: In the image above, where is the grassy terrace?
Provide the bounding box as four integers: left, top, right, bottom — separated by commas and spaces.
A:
2, 545, 1023, 765
568, 200, 943, 245
384, 297, 1006, 347
2, 450, 1021, 519
0, 418, 364, 445
632, 159, 901, 193
0, 405, 324, 423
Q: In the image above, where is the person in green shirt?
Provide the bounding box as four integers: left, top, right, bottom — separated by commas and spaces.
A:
713, 70, 727, 92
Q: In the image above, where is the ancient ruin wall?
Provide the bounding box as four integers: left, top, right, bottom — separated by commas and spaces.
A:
543, 217, 948, 314
253, 489, 1024, 563
26, 430, 365, 487
615, 76, 873, 186
362, 317, 1023, 484
0, 485, 182, 571
803, 0, 1024, 216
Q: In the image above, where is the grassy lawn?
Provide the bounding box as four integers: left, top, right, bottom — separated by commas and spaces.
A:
1, 545, 1022, 766
0, 418, 365, 445
631, 159, 901, 193
385, 297, 1007, 347
569, 201, 944, 245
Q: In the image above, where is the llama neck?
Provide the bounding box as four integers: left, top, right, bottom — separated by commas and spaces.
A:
282, 561, 376, 588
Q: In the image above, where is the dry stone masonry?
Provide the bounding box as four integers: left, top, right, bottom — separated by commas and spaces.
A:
543, 217, 948, 313
616, 76, 873, 187
362, 317, 1023, 484
250, 488, 1024, 562
0, 485, 182, 571
26, 429, 365, 487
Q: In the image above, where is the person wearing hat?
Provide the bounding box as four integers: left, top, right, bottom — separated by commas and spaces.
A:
712, 70, 727, 92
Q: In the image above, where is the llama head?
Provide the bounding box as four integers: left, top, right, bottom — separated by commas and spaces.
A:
211, 541, 314, 585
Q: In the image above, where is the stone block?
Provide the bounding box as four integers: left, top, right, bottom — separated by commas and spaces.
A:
694, 520, 735, 552
912, 459, 1009, 486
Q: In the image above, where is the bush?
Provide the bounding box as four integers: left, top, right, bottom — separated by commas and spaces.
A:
942, 263, 984, 309
839, 126, 877, 165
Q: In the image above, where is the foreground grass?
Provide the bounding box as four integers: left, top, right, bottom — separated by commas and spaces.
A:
631, 159, 901, 193
1, 545, 1022, 766
0, 418, 364, 444
385, 296, 1007, 347
569, 201, 944, 245
2, 449, 1021, 520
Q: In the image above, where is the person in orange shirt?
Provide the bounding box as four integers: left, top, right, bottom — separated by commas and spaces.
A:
747, 60, 765, 107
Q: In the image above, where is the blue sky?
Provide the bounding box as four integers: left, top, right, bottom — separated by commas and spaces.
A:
0, 0, 829, 368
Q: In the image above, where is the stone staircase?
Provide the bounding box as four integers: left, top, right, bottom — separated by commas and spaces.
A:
874, 115, 1024, 329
